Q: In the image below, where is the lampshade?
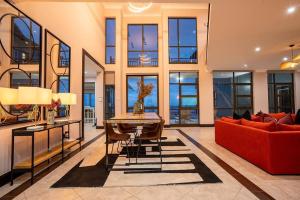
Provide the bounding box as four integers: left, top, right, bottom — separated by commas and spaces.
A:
52, 93, 59, 101
280, 61, 298, 70
293, 54, 300, 62
18, 87, 52, 105
0, 87, 18, 105
56, 93, 77, 105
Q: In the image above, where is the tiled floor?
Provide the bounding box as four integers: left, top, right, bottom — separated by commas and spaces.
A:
1, 127, 300, 200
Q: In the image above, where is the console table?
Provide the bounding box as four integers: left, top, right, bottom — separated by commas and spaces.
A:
10, 120, 82, 185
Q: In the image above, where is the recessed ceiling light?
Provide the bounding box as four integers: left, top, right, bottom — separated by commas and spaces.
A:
287, 6, 296, 14
282, 57, 288, 61
255, 47, 261, 52
85, 72, 87, 74
243, 64, 248, 68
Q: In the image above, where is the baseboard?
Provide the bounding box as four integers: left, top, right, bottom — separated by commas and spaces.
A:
0, 171, 23, 187
165, 124, 214, 128
96, 126, 104, 129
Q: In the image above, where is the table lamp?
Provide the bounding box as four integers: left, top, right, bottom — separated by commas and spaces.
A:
0, 87, 18, 124
18, 87, 52, 130
58, 93, 77, 119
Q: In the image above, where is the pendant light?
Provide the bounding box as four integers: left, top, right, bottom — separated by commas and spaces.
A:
280, 44, 300, 70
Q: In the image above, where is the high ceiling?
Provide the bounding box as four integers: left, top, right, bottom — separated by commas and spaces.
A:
16, 0, 300, 71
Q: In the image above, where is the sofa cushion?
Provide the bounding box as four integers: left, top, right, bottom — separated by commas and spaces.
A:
251, 115, 261, 122
233, 110, 251, 120
278, 113, 294, 125
269, 112, 286, 120
263, 116, 277, 123
241, 119, 277, 132
221, 117, 241, 125
277, 124, 300, 131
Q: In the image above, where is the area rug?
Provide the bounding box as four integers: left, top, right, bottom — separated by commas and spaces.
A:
52, 137, 222, 188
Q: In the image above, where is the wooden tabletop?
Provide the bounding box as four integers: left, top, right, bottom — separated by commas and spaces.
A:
106, 112, 161, 124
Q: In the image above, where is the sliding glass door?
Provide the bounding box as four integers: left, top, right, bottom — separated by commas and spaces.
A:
169, 72, 199, 125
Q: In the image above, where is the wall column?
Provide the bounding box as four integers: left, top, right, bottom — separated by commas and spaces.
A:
253, 71, 269, 113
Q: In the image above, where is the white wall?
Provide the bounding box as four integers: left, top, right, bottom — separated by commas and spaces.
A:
253, 71, 269, 113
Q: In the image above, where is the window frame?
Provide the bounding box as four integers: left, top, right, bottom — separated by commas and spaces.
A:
126, 74, 159, 113
57, 42, 71, 68
168, 17, 198, 64
169, 72, 200, 125
268, 72, 295, 113
213, 71, 253, 119
127, 24, 159, 67
11, 16, 41, 65
105, 18, 116, 64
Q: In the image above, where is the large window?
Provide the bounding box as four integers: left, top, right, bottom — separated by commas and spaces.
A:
213, 72, 253, 118
105, 18, 116, 64
84, 82, 95, 108
168, 18, 197, 64
11, 17, 41, 64
268, 72, 294, 113
169, 72, 199, 124
128, 24, 158, 67
127, 75, 158, 113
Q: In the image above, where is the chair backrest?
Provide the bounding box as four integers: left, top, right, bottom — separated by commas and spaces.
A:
103, 121, 116, 141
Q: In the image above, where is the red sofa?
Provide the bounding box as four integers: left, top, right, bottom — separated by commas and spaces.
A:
215, 120, 300, 174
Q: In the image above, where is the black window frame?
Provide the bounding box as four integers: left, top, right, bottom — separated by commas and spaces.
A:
213, 71, 253, 119
127, 24, 158, 67
268, 72, 295, 113
169, 72, 199, 125
168, 17, 198, 64
11, 16, 41, 65
126, 74, 159, 113
105, 18, 116, 64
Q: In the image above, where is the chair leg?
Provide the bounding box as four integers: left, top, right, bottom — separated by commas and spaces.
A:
158, 139, 162, 169
136, 138, 142, 163
117, 141, 121, 153
125, 141, 131, 164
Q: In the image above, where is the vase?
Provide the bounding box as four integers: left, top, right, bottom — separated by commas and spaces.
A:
133, 100, 144, 114
47, 110, 55, 125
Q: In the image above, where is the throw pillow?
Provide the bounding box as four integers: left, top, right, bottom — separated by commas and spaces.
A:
221, 117, 241, 125
241, 119, 277, 132
277, 113, 294, 125
233, 112, 241, 120
295, 109, 300, 125
242, 110, 251, 120
277, 123, 300, 131
263, 116, 277, 123
251, 115, 262, 122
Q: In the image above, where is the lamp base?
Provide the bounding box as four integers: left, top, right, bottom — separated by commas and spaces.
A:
26, 125, 44, 131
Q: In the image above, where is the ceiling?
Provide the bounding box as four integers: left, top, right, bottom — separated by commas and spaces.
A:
84, 56, 103, 78
17, 0, 300, 71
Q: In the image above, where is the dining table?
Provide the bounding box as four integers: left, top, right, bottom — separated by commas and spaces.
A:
105, 112, 161, 168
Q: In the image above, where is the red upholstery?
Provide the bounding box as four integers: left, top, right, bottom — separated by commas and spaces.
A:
269, 112, 286, 120
277, 124, 300, 131
215, 120, 300, 174
221, 117, 241, 124
241, 119, 277, 132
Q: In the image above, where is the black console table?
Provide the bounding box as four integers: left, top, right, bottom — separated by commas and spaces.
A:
10, 120, 82, 185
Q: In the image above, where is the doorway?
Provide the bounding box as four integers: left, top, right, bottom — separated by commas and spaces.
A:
82, 49, 105, 139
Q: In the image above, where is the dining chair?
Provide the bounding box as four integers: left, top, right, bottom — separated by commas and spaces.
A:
136, 119, 165, 168
104, 121, 131, 170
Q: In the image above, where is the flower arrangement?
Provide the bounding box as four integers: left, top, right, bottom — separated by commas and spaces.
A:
133, 80, 153, 114
46, 99, 61, 112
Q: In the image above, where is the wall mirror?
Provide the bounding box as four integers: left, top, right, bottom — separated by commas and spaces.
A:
0, 1, 42, 126
44, 29, 71, 118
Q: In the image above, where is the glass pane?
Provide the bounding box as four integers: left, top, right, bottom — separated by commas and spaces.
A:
276, 85, 292, 108
236, 85, 251, 95
128, 25, 142, 51
169, 72, 179, 83
144, 76, 158, 108
179, 47, 197, 63
143, 25, 158, 51
180, 72, 198, 83
59, 43, 70, 67
58, 76, 69, 92
214, 84, 233, 108
178, 19, 197, 46
170, 84, 179, 108
234, 72, 251, 83
215, 109, 233, 119
180, 109, 198, 124
84, 94, 90, 107
268, 84, 274, 109
142, 52, 158, 67
213, 72, 233, 84
128, 52, 141, 67
268, 74, 273, 83
181, 97, 197, 107
181, 85, 197, 96
274, 73, 293, 83
169, 47, 179, 63
170, 109, 180, 124
106, 19, 115, 46
106, 47, 115, 64
168, 19, 178, 46
236, 97, 251, 107
127, 76, 141, 108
